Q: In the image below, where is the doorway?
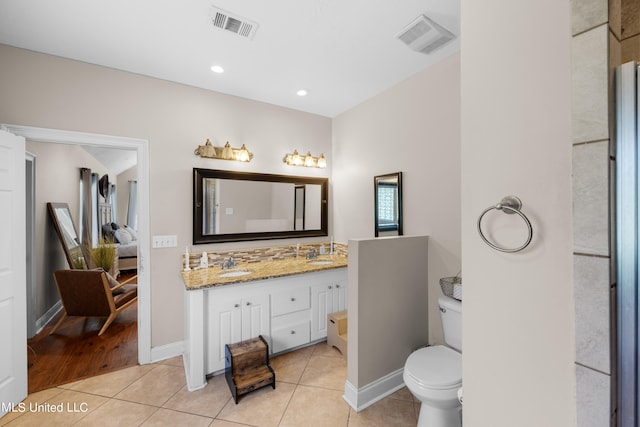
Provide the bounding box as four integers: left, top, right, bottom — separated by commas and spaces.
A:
3, 124, 152, 378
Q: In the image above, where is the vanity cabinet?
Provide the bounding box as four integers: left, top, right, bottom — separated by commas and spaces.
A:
183, 267, 347, 391
207, 293, 270, 374
310, 280, 347, 341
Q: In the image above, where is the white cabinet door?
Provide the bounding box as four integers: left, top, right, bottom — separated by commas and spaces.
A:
311, 280, 348, 341
208, 293, 271, 373
207, 298, 242, 374
332, 281, 348, 313
311, 283, 333, 341
242, 293, 270, 344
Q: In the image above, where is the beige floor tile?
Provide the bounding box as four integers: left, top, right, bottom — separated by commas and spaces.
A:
312, 342, 345, 358
61, 364, 156, 397
217, 381, 295, 427
270, 345, 313, 384
0, 387, 65, 426
156, 355, 184, 367
388, 386, 415, 402
73, 399, 158, 427
210, 420, 249, 427
114, 364, 185, 406
4, 389, 108, 427
299, 355, 347, 391
140, 408, 213, 427
279, 385, 349, 427
348, 396, 416, 427
163, 374, 232, 418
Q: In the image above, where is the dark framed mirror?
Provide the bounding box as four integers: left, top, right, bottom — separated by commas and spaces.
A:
374, 172, 403, 237
47, 202, 89, 269
193, 168, 328, 244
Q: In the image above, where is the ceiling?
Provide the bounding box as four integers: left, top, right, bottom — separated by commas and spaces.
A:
0, 0, 460, 119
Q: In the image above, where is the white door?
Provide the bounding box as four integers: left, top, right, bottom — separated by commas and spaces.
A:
0, 129, 27, 417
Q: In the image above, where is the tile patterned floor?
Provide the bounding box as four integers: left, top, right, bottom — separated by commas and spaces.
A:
1, 343, 419, 426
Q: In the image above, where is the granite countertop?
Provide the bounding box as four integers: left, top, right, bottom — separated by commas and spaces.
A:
181, 254, 348, 290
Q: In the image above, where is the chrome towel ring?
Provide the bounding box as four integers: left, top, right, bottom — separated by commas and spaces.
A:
477, 196, 533, 253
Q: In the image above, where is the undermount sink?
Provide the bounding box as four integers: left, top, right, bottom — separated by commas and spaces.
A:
218, 270, 252, 278
308, 260, 334, 265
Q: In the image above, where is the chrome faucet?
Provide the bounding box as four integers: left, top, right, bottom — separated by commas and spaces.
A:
222, 257, 236, 269
306, 249, 318, 260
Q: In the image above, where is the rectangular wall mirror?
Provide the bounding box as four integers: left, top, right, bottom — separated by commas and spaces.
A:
47, 202, 89, 269
193, 168, 328, 244
374, 172, 403, 237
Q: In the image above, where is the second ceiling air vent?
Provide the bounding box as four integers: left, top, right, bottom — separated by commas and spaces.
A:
210, 6, 259, 40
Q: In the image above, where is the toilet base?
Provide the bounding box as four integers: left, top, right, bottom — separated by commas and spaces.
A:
417, 403, 461, 427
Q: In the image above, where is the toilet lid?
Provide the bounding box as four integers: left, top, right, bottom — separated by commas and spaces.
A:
405, 345, 461, 390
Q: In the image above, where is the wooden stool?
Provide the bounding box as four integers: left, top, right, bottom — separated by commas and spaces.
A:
225, 335, 275, 404
327, 311, 348, 358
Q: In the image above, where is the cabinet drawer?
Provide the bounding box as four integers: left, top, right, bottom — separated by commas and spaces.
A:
271, 287, 310, 316
271, 321, 310, 353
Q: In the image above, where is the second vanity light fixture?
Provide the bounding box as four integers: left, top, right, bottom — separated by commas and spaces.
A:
194, 139, 252, 162
283, 150, 327, 168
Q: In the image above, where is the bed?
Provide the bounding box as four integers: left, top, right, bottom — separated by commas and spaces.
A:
102, 223, 138, 273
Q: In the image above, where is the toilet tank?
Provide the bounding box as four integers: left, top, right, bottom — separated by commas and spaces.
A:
438, 295, 462, 352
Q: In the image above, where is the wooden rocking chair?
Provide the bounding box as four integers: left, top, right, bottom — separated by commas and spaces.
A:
50, 269, 138, 336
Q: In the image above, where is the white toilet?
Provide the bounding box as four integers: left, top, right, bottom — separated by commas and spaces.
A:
403, 295, 462, 427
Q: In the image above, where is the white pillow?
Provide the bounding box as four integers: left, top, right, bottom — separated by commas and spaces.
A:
124, 225, 138, 241
114, 228, 132, 245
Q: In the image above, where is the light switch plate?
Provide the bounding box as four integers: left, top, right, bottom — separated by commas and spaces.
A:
152, 235, 178, 248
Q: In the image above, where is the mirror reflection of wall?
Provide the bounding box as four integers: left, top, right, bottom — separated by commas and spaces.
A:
294, 186, 305, 230
374, 172, 403, 237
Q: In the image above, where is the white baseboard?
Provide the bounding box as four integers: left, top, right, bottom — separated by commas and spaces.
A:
35, 301, 62, 335
343, 368, 406, 412
149, 341, 184, 364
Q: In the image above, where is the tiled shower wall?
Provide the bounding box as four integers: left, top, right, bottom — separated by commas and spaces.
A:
572, 0, 639, 425
571, 0, 614, 425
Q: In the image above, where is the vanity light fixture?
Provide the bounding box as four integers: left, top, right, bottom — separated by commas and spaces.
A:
283, 150, 326, 168
194, 139, 253, 162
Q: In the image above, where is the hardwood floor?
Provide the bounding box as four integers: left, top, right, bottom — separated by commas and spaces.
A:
26, 272, 139, 393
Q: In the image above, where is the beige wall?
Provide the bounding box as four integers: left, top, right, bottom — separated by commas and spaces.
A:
461, 1, 575, 426
347, 235, 429, 388
0, 44, 332, 347
332, 53, 461, 344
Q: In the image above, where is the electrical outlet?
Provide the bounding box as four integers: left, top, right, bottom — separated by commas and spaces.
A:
152, 235, 178, 248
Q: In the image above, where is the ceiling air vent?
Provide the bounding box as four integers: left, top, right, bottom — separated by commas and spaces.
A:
396, 14, 454, 55
210, 6, 259, 40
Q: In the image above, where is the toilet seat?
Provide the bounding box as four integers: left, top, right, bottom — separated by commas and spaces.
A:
405, 345, 461, 390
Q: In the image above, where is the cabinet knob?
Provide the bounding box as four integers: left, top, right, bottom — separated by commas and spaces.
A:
336, 284, 340, 288
246, 302, 251, 306
328, 285, 332, 289
290, 330, 296, 335
291, 297, 296, 302
234, 304, 240, 308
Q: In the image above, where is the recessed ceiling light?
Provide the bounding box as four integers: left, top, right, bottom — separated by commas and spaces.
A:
211, 65, 224, 74
296, 89, 308, 97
